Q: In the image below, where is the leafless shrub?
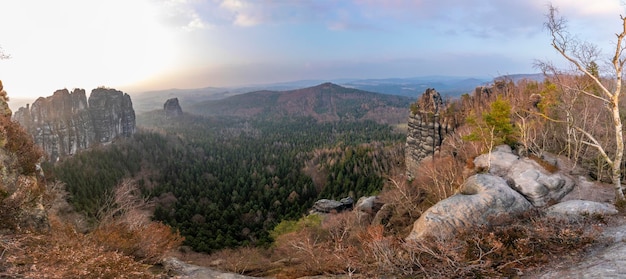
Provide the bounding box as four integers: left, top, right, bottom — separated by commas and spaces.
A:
92, 179, 183, 264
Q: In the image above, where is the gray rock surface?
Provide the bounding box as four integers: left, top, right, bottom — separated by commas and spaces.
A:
354, 196, 383, 224
13, 88, 136, 161
89, 88, 136, 142
310, 197, 354, 214
405, 88, 457, 178
533, 221, 626, 278
371, 203, 394, 227
406, 174, 532, 241
474, 146, 575, 206
13, 89, 94, 161
163, 257, 258, 279
546, 200, 618, 219
164, 97, 184, 118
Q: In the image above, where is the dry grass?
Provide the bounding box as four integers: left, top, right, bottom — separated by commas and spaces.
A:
0, 180, 183, 278
0, 217, 155, 279
202, 209, 603, 279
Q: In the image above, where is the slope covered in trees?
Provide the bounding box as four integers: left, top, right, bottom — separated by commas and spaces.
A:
46, 111, 405, 252
188, 82, 413, 124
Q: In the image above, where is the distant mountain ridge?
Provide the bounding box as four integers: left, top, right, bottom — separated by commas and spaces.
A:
188, 82, 413, 124
126, 74, 542, 113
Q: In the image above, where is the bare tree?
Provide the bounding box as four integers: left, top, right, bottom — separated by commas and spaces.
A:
540, 5, 626, 202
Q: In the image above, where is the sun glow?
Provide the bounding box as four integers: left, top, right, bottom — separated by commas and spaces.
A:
0, 0, 179, 98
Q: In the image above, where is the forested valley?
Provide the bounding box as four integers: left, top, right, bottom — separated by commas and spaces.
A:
44, 112, 405, 252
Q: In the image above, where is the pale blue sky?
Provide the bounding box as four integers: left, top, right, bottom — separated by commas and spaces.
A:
0, 0, 623, 98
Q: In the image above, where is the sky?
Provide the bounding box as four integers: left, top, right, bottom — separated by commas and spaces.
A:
0, 0, 623, 99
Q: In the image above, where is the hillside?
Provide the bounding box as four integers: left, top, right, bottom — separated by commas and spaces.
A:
187, 82, 413, 124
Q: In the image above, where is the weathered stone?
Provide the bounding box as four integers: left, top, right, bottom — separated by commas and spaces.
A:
162, 257, 258, 279
474, 145, 575, 206
13, 88, 136, 161
371, 203, 394, 227
546, 200, 618, 219
473, 145, 519, 175
310, 197, 354, 214
406, 88, 459, 178
355, 196, 383, 224
164, 97, 183, 118
406, 174, 532, 241
89, 88, 136, 143
534, 223, 626, 278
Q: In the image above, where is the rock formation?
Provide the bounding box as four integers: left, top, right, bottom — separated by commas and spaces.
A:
310, 197, 354, 214
0, 80, 49, 233
405, 88, 457, 178
88, 88, 136, 142
406, 145, 618, 242
473, 145, 575, 207
545, 200, 618, 220
13, 88, 136, 161
406, 174, 533, 241
354, 196, 384, 225
164, 97, 183, 118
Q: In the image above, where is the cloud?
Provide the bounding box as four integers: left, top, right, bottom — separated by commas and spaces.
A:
155, 0, 211, 31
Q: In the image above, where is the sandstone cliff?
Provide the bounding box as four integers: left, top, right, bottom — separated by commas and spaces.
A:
163, 97, 183, 118
405, 88, 457, 178
13, 88, 136, 161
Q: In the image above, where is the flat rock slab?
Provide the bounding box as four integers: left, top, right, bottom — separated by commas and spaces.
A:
546, 200, 618, 219
163, 257, 259, 279
534, 222, 626, 278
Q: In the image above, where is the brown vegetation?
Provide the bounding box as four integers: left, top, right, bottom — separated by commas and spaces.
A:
199, 209, 604, 278
0, 180, 183, 278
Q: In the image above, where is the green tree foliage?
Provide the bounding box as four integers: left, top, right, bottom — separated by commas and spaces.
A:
463, 97, 516, 147
46, 112, 404, 252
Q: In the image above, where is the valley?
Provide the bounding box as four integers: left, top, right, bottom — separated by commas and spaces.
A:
43, 83, 409, 252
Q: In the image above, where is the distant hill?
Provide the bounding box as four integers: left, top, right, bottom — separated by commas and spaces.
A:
341, 76, 491, 98
188, 82, 414, 124
494, 73, 545, 83
128, 74, 544, 113
130, 87, 232, 113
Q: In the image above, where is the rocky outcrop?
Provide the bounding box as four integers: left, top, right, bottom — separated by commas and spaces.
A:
0, 80, 49, 233
13, 89, 94, 162
89, 88, 136, 142
405, 88, 457, 178
405, 145, 614, 242
545, 200, 618, 219
406, 174, 533, 241
473, 145, 575, 206
354, 196, 384, 225
310, 197, 354, 214
164, 98, 183, 118
13, 88, 136, 161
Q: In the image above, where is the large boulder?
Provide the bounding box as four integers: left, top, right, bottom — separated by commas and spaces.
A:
406, 174, 532, 241
354, 196, 384, 225
546, 200, 618, 220
310, 197, 354, 214
474, 145, 575, 206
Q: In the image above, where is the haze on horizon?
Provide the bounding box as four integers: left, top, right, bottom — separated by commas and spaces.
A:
0, 0, 622, 99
